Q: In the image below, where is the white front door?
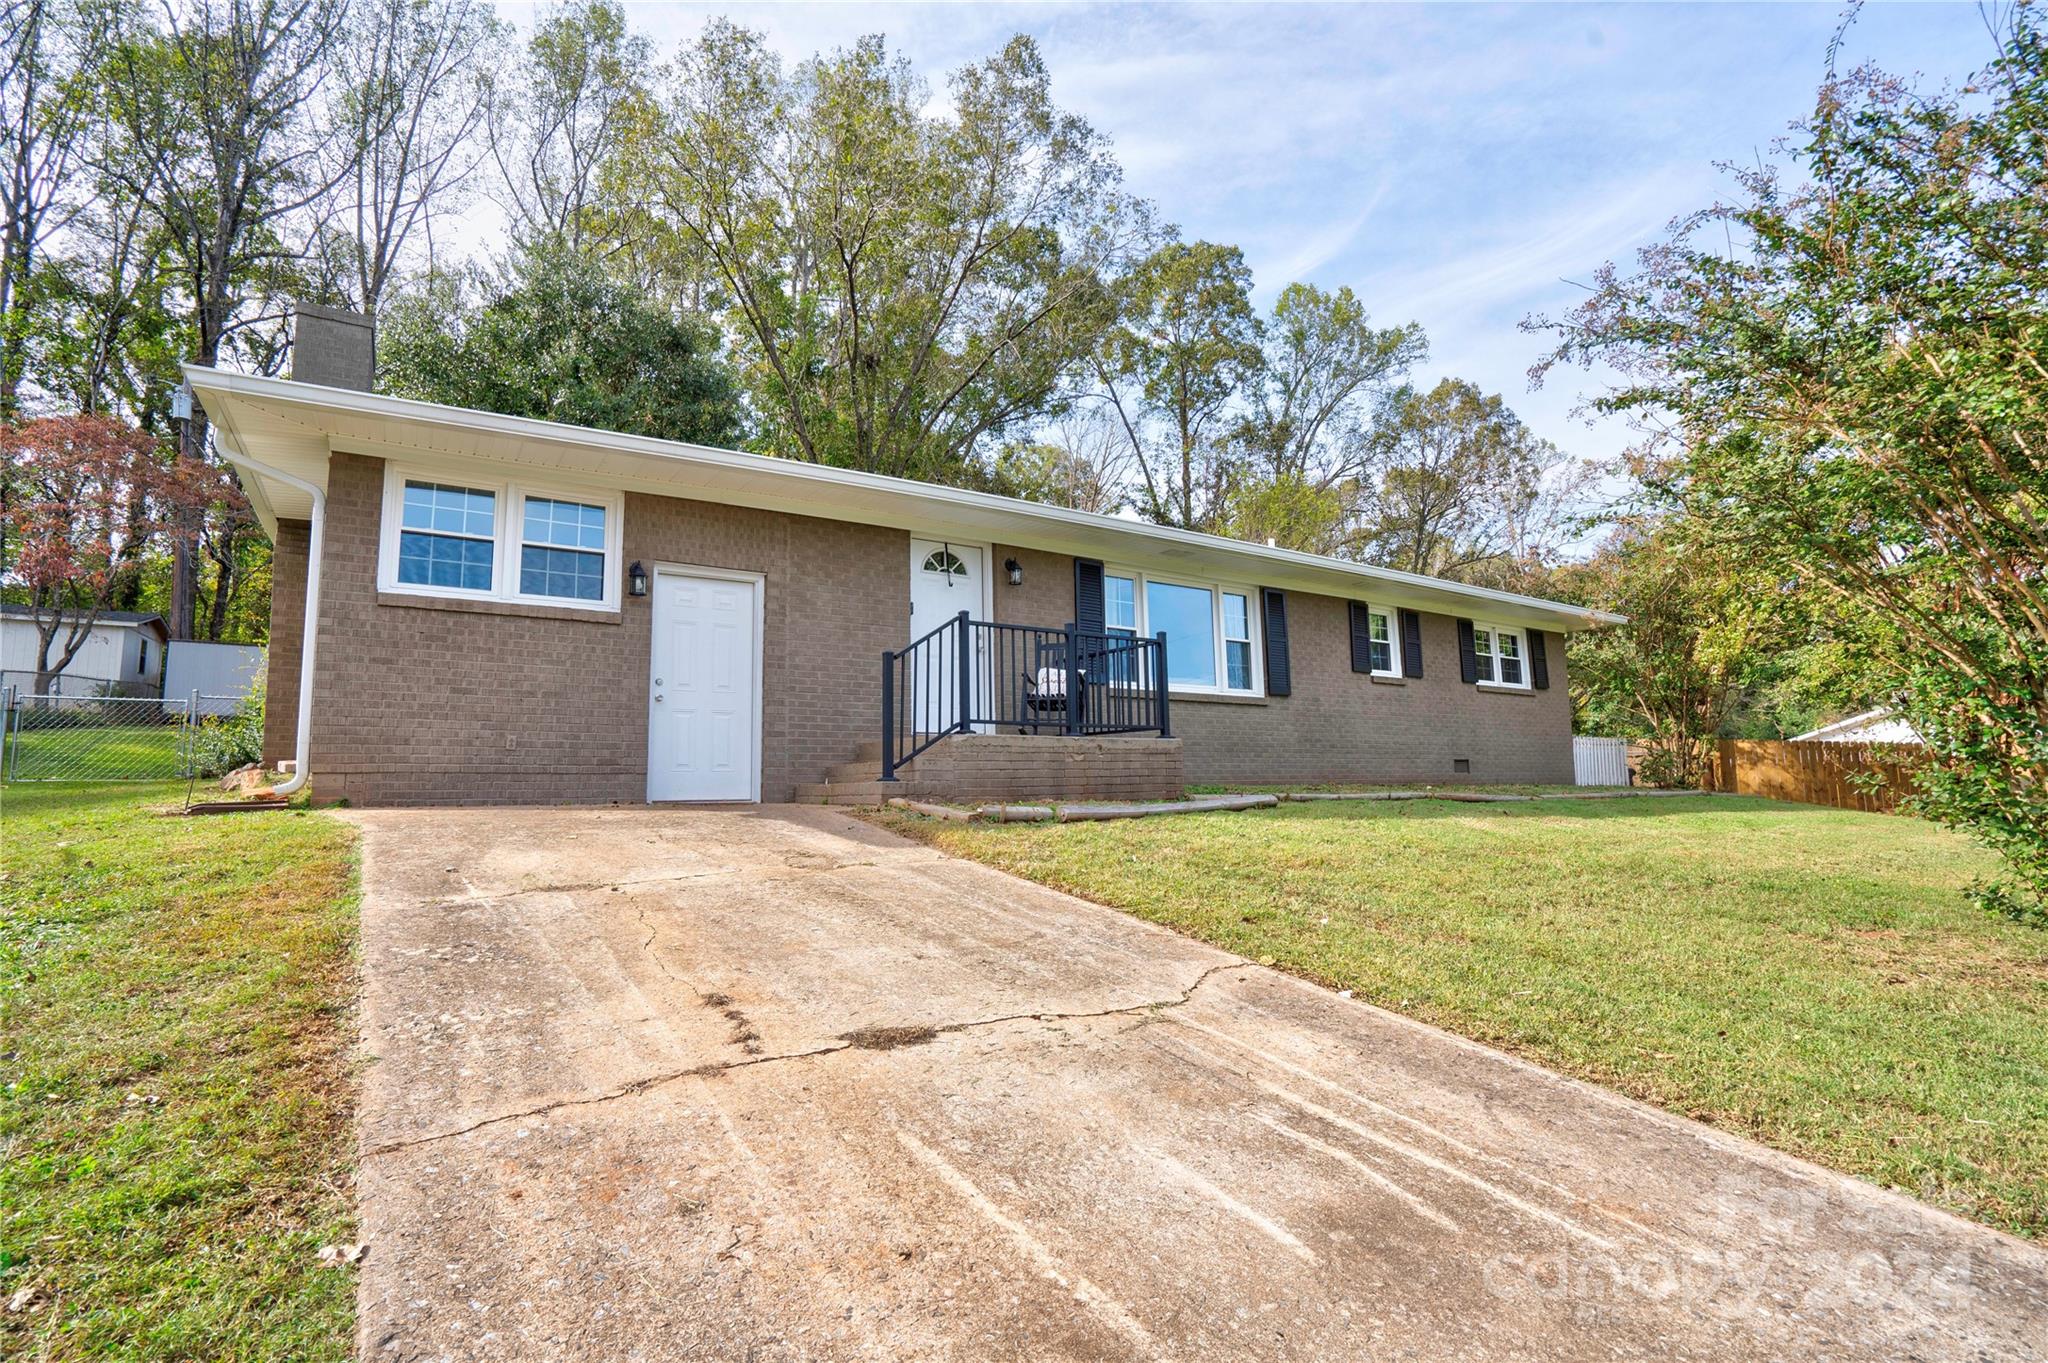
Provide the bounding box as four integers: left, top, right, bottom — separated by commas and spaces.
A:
647, 570, 759, 802
908, 540, 987, 733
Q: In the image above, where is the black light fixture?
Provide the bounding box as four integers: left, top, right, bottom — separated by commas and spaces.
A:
1004, 557, 1023, 587
627, 560, 649, 598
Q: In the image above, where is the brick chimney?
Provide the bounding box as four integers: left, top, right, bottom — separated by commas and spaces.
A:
291, 304, 375, 391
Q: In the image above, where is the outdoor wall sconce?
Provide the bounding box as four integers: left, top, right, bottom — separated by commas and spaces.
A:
627, 561, 649, 598
1005, 557, 1023, 587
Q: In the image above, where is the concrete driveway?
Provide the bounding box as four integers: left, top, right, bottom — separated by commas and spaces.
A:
348, 805, 2048, 1362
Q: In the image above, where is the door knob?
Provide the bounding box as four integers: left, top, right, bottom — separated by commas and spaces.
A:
655, 694, 665, 703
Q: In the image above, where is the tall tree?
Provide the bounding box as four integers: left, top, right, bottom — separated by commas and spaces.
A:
322, 0, 504, 314
1351, 377, 1582, 580
1535, 10, 2048, 917
1095, 240, 1262, 531
2, 0, 111, 418
486, 0, 648, 254
96, 0, 352, 639
644, 21, 1137, 481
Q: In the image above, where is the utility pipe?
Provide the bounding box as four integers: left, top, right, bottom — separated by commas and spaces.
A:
215, 450, 324, 797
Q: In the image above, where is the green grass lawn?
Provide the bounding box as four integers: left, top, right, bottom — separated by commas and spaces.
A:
4, 726, 189, 782
0, 782, 360, 1361
876, 795, 2048, 1239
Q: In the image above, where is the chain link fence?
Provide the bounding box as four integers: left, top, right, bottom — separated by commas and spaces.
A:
1, 689, 244, 782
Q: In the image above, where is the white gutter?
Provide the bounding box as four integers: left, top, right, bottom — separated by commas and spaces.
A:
214, 449, 323, 797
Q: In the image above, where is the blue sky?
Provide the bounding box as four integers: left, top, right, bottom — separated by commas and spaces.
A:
499, 1, 2002, 469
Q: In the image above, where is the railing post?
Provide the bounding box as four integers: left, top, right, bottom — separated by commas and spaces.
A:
954, 610, 972, 735
1154, 631, 1171, 738
880, 650, 898, 782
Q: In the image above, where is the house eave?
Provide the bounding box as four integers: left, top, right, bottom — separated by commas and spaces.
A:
184, 364, 1627, 633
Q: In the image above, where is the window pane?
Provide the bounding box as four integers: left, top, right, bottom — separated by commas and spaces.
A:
1226, 639, 1252, 690
1105, 575, 1137, 632
1501, 655, 1524, 685
519, 545, 605, 601
1370, 639, 1392, 672
1223, 592, 1249, 641
524, 496, 606, 550
1146, 581, 1217, 687
403, 480, 495, 538
398, 530, 493, 591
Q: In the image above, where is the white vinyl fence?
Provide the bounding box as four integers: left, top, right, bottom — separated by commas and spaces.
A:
1573, 736, 1632, 787
166, 641, 264, 716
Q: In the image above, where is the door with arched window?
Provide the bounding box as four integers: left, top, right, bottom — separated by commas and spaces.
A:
908, 539, 988, 733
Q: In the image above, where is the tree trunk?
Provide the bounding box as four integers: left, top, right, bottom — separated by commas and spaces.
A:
167, 403, 209, 640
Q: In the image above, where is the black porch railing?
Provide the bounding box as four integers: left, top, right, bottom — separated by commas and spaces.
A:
881, 612, 1170, 781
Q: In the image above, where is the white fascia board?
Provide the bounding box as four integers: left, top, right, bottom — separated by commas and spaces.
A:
183, 365, 1627, 631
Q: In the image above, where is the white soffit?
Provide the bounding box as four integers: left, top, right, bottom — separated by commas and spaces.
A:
185, 365, 1623, 631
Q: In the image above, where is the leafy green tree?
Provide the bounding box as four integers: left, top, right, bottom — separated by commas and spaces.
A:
1229, 283, 1423, 551
1095, 240, 1262, 531
1535, 11, 2048, 919
1550, 522, 1793, 787
640, 22, 1135, 482
1352, 377, 1584, 581
378, 247, 741, 444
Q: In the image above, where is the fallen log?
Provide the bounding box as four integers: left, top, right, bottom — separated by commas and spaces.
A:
1055, 794, 1279, 822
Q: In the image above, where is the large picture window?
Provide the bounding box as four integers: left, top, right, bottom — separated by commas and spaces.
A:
379, 464, 623, 611
1100, 569, 1261, 696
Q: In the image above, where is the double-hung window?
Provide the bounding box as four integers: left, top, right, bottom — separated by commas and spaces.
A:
1472, 623, 1529, 689
1366, 606, 1397, 675
1100, 569, 1261, 696
397, 481, 497, 593
380, 465, 623, 611
519, 496, 609, 602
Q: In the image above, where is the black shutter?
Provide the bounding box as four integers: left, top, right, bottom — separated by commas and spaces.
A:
1073, 558, 1105, 634
1399, 608, 1424, 678
1348, 601, 1372, 674
1457, 618, 1479, 684
1530, 630, 1551, 690
1262, 589, 1291, 696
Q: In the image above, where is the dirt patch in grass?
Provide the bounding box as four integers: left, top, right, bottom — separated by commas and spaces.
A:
871, 795, 2048, 1240
0, 781, 361, 1361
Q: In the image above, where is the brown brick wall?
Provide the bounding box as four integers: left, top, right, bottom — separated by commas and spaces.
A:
1171, 595, 1574, 786
282, 458, 1569, 803
912, 734, 1183, 802
263, 518, 309, 768
989, 547, 1573, 787
303, 452, 906, 805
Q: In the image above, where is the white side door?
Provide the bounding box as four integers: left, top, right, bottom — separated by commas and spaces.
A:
908, 540, 987, 734
647, 570, 759, 802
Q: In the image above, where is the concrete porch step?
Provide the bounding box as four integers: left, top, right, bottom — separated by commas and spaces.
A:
792, 778, 934, 807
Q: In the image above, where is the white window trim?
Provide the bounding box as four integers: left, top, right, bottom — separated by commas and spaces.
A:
1472, 621, 1532, 690
378, 462, 624, 612
1104, 567, 1263, 697
1362, 602, 1402, 678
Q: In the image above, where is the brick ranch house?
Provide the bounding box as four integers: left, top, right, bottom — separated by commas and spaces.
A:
184, 314, 1619, 808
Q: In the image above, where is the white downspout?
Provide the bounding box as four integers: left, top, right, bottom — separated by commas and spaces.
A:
219, 452, 324, 797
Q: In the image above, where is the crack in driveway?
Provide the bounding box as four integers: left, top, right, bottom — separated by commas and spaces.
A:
358, 961, 1254, 1159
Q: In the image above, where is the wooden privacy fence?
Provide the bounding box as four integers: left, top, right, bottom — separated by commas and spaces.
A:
1703, 740, 1920, 814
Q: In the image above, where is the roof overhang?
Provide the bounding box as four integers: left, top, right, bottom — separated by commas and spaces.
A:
186, 365, 1625, 633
